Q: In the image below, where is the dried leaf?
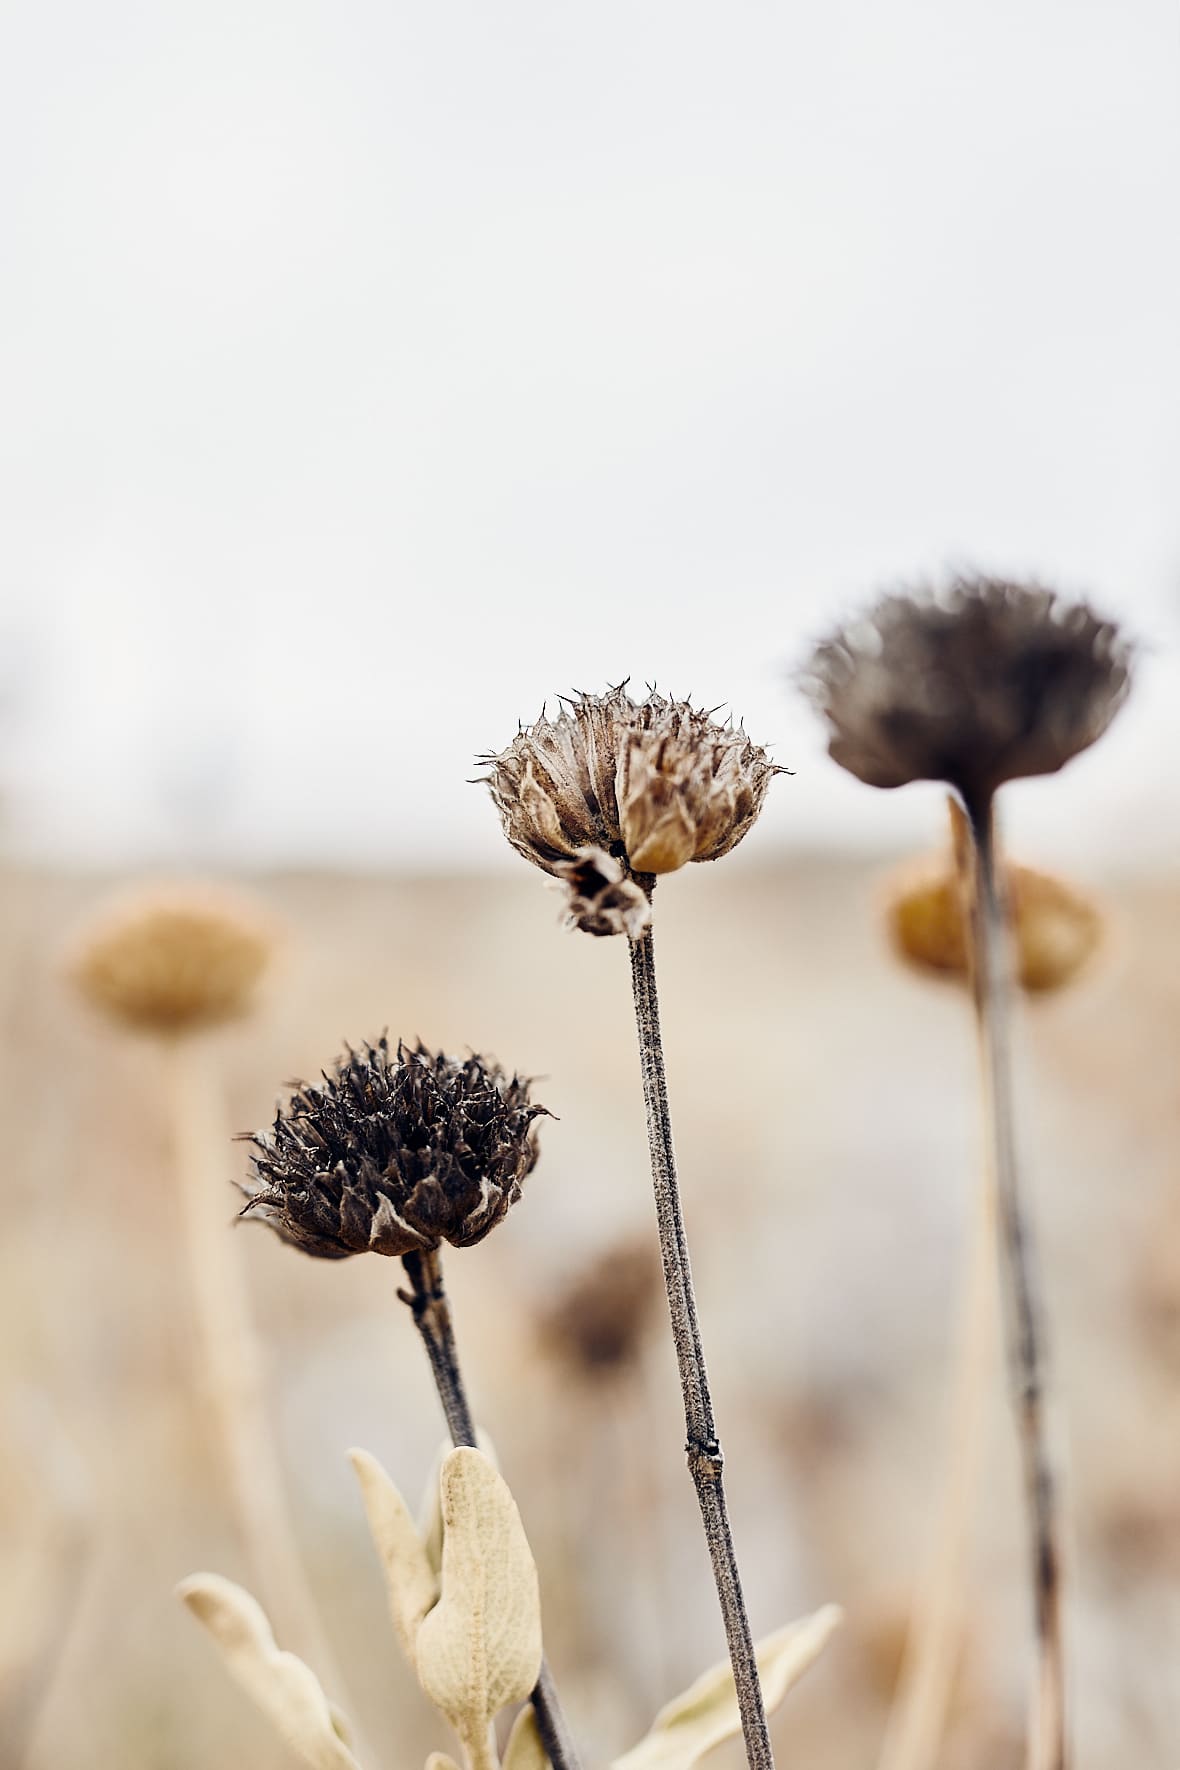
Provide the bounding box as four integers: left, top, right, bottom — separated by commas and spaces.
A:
418, 1429, 498, 1578
503, 1704, 548, 1770
414, 1448, 543, 1744
613, 1605, 842, 1770
350, 1448, 440, 1666
178, 1574, 362, 1770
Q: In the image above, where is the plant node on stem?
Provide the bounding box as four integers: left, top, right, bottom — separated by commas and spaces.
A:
964, 794, 1066, 1770
398, 1249, 584, 1770
627, 876, 775, 1770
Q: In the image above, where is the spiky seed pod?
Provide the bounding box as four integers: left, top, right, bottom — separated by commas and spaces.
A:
241, 1037, 547, 1260
803, 576, 1131, 802
886, 855, 1103, 992
69, 884, 274, 1036
480, 685, 782, 887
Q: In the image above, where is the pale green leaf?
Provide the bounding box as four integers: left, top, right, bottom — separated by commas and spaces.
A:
613, 1605, 842, 1770
414, 1448, 543, 1744
503, 1704, 549, 1770
350, 1448, 440, 1666
178, 1574, 362, 1770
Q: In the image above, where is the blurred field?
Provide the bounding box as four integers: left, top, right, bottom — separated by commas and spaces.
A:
2, 852, 1179, 1770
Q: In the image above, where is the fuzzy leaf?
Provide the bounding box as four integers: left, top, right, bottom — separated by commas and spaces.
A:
613, 1605, 842, 1770
425, 1755, 464, 1770
418, 1429, 498, 1578
414, 1448, 543, 1743
178, 1574, 362, 1770
503, 1704, 549, 1770
350, 1448, 440, 1666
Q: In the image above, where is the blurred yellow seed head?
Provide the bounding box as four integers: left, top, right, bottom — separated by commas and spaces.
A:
68, 884, 275, 1035
885, 854, 1103, 993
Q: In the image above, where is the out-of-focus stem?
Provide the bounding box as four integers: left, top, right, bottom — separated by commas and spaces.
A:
399, 1249, 583, 1770
165, 1039, 358, 1721
875, 1164, 997, 1770
965, 796, 1066, 1770
627, 884, 775, 1770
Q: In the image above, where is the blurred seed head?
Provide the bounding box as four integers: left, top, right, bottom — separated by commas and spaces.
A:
537, 1238, 662, 1381
479, 685, 782, 906
68, 884, 274, 1036
803, 576, 1131, 801
885, 855, 1104, 992
241, 1036, 547, 1260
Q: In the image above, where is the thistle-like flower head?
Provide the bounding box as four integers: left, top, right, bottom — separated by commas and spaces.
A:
804, 576, 1131, 803
480, 685, 782, 895
241, 1037, 547, 1260
69, 884, 274, 1036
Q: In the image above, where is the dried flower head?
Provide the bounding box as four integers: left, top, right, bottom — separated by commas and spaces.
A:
551, 847, 652, 939
804, 576, 1131, 802
480, 685, 782, 891
69, 884, 274, 1035
241, 1037, 547, 1260
886, 855, 1103, 993
537, 1238, 662, 1379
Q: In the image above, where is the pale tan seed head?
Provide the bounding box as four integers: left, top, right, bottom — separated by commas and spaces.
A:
480, 686, 783, 899
885, 853, 1103, 993
68, 884, 275, 1036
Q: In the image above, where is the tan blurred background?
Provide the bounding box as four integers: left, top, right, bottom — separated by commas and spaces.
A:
3, 847, 1178, 1770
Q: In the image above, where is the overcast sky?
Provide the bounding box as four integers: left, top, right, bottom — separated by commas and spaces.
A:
1, 0, 1178, 873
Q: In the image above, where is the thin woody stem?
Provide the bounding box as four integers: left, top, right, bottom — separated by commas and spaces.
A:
965, 796, 1066, 1770
399, 1249, 584, 1770
627, 882, 775, 1770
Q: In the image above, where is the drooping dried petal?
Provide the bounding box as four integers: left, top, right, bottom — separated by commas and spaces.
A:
804, 577, 1131, 802
480, 686, 782, 894
552, 847, 652, 939
241, 1037, 546, 1260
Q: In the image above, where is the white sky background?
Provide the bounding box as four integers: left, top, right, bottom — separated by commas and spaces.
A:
1, 0, 1178, 873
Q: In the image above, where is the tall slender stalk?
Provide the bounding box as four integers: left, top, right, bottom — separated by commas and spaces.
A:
965, 797, 1066, 1770
875, 1160, 997, 1770
165, 1038, 362, 1728
399, 1248, 584, 1770
627, 880, 774, 1770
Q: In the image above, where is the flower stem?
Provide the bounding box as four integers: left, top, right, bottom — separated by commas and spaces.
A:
964, 797, 1066, 1770
165, 1038, 366, 1739
627, 885, 775, 1770
875, 1153, 996, 1770
399, 1249, 584, 1770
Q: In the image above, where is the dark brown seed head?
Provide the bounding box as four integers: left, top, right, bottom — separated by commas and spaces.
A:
241, 1037, 547, 1260
537, 1238, 662, 1380
479, 685, 782, 895
803, 576, 1131, 803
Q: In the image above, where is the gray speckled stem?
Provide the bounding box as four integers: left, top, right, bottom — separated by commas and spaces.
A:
628, 883, 775, 1770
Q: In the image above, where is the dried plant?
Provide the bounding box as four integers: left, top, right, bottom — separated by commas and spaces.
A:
482, 685, 785, 1770
884, 801, 1104, 994
536, 1239, 662, 1384
181, 1444, 839, 1770
242, 1035, 578, 1770
805, 573, 1133, 1770
66, 885, 360, 1743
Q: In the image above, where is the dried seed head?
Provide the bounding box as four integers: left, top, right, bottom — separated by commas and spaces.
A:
537, 1238, 661, 1380
69, 884, 274, 1036
804, 576, 1131, 802
886, 854, 1104, 993
480, 685, 782, 905
241, 1037, 547, 1260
